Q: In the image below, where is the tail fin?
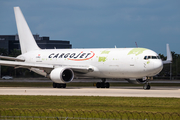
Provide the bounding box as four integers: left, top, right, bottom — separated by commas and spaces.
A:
14, 7, 40, 54
163, 44, 172, 64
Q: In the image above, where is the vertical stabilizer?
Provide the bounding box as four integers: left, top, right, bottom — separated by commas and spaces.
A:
163, 44, 172, 64
166, 44, 172, 62
14, 7, 40, 54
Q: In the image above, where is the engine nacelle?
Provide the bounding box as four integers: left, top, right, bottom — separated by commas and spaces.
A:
50, 67, 74, 83
126, 79, 146, 84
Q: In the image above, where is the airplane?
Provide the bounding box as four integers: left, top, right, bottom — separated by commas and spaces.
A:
0, 7, 172, 90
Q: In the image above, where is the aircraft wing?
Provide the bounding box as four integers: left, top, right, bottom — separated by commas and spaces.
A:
0, 60, 53, 69
0, 60, 94, 74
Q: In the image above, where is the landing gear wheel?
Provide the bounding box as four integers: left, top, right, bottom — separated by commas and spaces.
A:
143, 84, 151, 90
62, 84, 66, 88
96, 82, 101, 88
96, 79, 110, 88
57, 84, 63, 88
101, 83, 105, 88
53, 82, 57, 88
147, 84, 151, 89
105, 82, 110, 88
53, 83, 66, 88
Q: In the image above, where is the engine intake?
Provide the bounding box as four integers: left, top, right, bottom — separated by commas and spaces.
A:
50, 67, 74, 83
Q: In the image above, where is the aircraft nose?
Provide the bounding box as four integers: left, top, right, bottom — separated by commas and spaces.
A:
153, 60, 163, 74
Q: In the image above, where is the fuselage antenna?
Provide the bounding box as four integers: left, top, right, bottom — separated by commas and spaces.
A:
135, 42, 138, 48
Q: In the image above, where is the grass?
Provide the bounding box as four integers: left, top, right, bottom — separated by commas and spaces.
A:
0, 95, 180, 113
0, 81, 180, 119
0, 95, 180, 119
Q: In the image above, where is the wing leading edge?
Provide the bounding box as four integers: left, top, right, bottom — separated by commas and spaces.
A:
0, 60, 94, 75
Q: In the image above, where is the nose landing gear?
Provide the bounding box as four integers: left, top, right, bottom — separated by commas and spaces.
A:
143, 77, 152, 90
143, 82, 151, 90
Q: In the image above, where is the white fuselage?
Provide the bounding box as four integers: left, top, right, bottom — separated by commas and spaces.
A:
20, 47, 163, 79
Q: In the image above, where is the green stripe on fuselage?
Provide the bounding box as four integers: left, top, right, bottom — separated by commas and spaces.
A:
128, 48, 148, 56
98, 57, 107, 62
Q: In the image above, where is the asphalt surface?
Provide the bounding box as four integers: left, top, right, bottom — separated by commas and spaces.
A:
0, 78, 180, 98
0, 86, 180, 98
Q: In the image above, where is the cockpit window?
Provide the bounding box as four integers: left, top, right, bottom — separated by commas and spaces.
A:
144, 56, 161, 60
144, 56, 147, 59
157, 56, 161, 59
152, 56, 157, 59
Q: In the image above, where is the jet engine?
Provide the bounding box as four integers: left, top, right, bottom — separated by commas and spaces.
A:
126, 79, 146, 84
50, 67, 74, 83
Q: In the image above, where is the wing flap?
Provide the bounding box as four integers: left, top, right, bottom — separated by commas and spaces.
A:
0, 60, 94, 74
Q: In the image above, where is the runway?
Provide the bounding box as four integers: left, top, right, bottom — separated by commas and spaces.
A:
0, 86, 180, 98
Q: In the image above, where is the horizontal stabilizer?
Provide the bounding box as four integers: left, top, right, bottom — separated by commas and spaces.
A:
0, 55, 25, 62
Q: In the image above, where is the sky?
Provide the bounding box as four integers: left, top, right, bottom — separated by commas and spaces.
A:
0, 0, 180, 55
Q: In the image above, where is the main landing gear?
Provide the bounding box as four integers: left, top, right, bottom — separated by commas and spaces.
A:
96, 78, 110, 88
53, 82, 66, 88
